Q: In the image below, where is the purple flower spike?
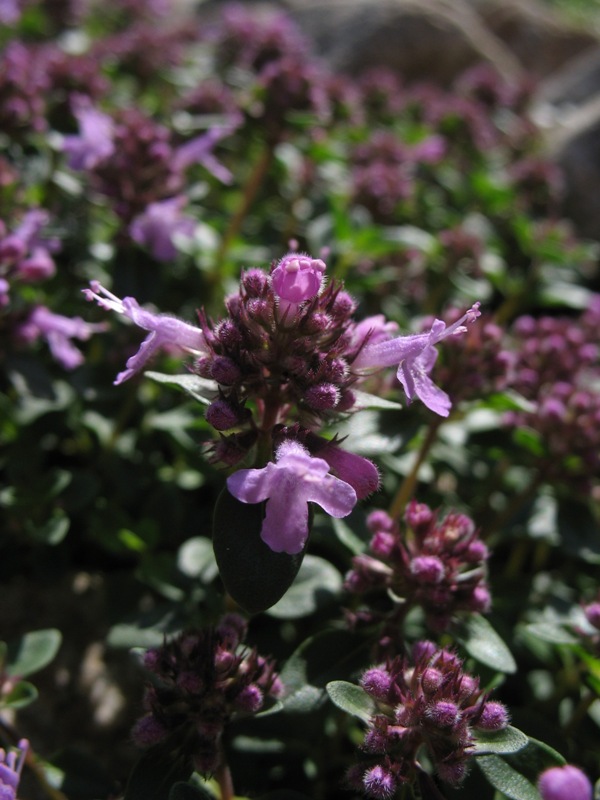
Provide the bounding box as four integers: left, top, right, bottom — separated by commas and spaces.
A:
62, 95, 115, 171
271, 252, 326, 316
83, 282, 207, 384
227, 440, 357, 554
129, 197, 196, 261
0, 739, 28, 800
353, 303, 481, 416
538, 765, 593, 800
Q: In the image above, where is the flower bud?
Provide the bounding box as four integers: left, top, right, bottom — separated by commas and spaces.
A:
537, 765, 593, 800
476, 701, 509, 731
211, 355, 242, 385
271, 252, 325, 304
410, 555, 445, 584
205, 398, 244, 431
360, 667, 392, 701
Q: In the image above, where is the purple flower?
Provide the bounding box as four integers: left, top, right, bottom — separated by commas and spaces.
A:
83, 281, 207, 384
17, 306, 107, 369
227, 440, 357, 553
538, 765, 593, 800
353, 303, 481, 416
172, 119, 240, 185
0, 209, 50, 263
129, 196, 196, 261
0, 739, 28, 800
271, 252, 326, 317
62, 95, 115, 171
0, 0, 20, 25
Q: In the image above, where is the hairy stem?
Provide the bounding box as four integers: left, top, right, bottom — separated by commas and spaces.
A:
388, 417, 444, 519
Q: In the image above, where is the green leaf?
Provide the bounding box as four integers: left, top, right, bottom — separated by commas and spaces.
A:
123, 742, 193, 800
280, 629, 369, 713
472, 726, 528, 755
1, 680, 38, 709
351, 390, 404, 411
504, 737, 566, 777
326, 680, 374, 722
177, 537, 219, 582
477, 755, 541, 800
212, 488, 307, 614
267, 555, 342, 619
524, 622, 579, 646
6, 628, 62, 677
145, 372, 217, 405
455, 614, 517, 673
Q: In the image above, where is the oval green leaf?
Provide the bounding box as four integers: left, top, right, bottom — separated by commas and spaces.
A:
455, 614, 517, 673
6, 628, 62, 677
267, 555, 342, 619
477, 755, 541, 800
2, 680, 38, 709
212, 488, 306, 614
326, 680, 374, 722
472, 725, 528, 755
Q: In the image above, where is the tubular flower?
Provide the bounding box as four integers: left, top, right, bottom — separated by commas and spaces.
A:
83, 281, 207, 383
537, 765, 593, 800
0, 739, 28, 800
227, 440, 357, 554
353, 303, 481, 417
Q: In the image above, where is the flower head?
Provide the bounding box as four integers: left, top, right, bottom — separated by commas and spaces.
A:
132, 617, 281, 777
353, 647, 508, 793
537, 765, 593, 800
129, 196, 196, 261
353, 304, 481, 416
227, 440, 357, 553
62, 95, 115, 171
16, 305, 107, 369
83, 281, 207, 383
0, 739, 28, 800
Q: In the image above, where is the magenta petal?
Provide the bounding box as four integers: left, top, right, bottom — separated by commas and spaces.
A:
319, 445, 379, 500
306, 474, 357, 517
261, 490, 310, 554
227, 464, 276, 505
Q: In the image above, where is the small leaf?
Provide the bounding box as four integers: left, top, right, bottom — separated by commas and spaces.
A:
2, 680, 38, 709
6, 629, 62, 677
267, 555, 342, 619
504, 737, 566, 777
145, 372, 217, 405
212, 488, 306, 614
352, 390, 403, 411
524, 622, 579, 646
455, 614, 516, 673
477, 755, 541, 800
280, 629, 369, 713
326, 680, 375, 722
472, 726, 528, 755
177, 537, 219, 582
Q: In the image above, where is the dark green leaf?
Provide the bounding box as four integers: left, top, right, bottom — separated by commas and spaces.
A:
279, 629, 369, 713
455, 614, 516, 673
2, 680, 38, 709
504, 737, 566, 778
326, 680, 374, 722
472, 726, 528, 755
557, 499, 600, 564
6, 628, 62, 677
524, 622, 579, 646
212, 488, 306, 614
477, 755, 541, 800
267, 555, 342, 619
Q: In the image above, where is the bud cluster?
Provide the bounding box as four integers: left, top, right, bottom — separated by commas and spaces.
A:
132, 614, 282, 776
348, 643, 509, 796
345, 501, 490, 635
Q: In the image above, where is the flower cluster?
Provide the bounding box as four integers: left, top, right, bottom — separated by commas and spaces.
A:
132, 614, 282, 776
63, 101, 237, 252
85, 252, 479, 553
347, 643, 509, 796
0, 739, 28, 800
0, 210, 57, 306
345, 501, 490, 638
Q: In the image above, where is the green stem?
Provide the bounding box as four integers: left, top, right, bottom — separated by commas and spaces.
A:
213, 139, 276, 271
216, 761, 235, 800
388, 417, 443, 520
